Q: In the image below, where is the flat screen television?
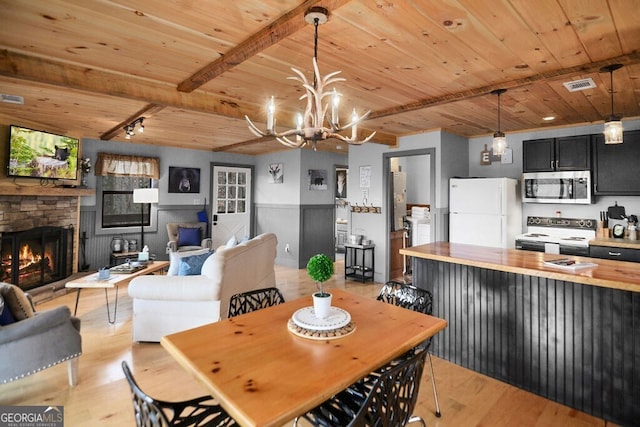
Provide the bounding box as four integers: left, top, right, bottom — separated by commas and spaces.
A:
7, 125, 79, 180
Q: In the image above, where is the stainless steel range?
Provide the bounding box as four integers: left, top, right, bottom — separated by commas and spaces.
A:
515, 216, 597, 256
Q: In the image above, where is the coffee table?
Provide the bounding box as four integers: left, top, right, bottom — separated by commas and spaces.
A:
65, 261, 168, 323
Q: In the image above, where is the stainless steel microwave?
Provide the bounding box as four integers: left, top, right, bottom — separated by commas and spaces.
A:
522, 170, 592, 204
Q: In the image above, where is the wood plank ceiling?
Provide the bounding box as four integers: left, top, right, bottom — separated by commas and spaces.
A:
0, 0, 639, 156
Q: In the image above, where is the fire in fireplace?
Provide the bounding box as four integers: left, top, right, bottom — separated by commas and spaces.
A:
0, 226, 73, 291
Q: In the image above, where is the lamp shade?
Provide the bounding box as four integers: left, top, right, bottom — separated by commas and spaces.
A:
604, 118, 623, 144
492, 132, 507, 156
133, 188, 159, 204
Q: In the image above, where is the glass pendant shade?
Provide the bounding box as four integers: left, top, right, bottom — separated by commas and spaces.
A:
604, 117, 623, 144
492, 131, 507, 156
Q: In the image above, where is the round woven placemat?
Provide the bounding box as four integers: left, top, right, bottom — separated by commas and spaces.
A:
287, 318, 356, 340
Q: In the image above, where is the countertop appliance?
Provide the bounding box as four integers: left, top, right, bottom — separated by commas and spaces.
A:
515, 216, 597, 256
449, 177, 521, 248
522, 170, 592, 204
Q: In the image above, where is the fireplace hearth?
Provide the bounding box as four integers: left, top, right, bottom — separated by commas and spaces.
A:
0, 226, 73, 291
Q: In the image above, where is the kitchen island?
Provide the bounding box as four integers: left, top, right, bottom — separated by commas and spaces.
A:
400, 242, 639, 426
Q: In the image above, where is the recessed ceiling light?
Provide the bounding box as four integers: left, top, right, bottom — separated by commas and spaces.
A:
543, 116, 555, 121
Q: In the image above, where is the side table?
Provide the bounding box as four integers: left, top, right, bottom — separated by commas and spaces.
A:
344, 243, 375, 282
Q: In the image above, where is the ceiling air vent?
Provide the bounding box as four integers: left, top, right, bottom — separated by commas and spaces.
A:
1, 94, 24, 104
562, 78, 596, 92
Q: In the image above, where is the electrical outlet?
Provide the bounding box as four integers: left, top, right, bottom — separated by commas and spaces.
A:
285, 244, 290, 253
165, 246, 171, 254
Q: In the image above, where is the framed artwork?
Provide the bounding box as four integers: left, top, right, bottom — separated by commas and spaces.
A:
308, 169, 327, 190
268, 163, 283, 184
168, 166, 200, 193
359, 165, 371, 188
335, 168, 347, 198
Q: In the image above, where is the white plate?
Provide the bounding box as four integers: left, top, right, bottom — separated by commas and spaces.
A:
292, 306, 351, 331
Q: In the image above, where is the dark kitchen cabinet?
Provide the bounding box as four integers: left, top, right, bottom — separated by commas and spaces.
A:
593, 130, 640, 195
590, 245, 640, 262
522, 135, 591, 172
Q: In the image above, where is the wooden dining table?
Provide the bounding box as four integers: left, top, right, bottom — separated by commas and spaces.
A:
160, 288, 447, 427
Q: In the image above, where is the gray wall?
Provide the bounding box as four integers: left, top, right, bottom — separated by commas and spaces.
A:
398, 155, 431, 205
78, 117, 640, 279
79, 138, 254, 269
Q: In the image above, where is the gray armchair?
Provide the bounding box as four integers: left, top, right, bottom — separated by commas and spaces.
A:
0, 283, 82, 386
166, 222, 212, 252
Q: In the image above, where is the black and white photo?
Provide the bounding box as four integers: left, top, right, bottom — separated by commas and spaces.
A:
169, 167, 200, 193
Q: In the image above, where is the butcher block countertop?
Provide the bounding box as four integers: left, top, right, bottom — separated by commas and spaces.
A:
589, 237, 640, 249
400, 242, 640, 293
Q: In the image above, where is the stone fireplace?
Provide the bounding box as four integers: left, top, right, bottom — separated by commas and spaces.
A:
0, 195, 80, 291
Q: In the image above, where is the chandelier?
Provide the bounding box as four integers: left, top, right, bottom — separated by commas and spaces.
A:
600, 64, 623, 144
245, 7, 375, 150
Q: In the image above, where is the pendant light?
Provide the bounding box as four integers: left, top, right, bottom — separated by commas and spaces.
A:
600, 64, 623, 144
491, 88, 507, 156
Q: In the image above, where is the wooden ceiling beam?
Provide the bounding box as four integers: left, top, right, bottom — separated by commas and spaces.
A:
0, 49, 259, 120
211, 136, 270, 152
176, 0, 354, 93
100, 104, 165, 140
213, 126, 397, 152
0, 49, 395, 147
369, 52, 640, 120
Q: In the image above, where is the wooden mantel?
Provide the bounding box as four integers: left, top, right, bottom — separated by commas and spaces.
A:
0, 181, 95, 197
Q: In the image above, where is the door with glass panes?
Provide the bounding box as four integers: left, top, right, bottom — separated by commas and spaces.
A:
212, 165, 252, 248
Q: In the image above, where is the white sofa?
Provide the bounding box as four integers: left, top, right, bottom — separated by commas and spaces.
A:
128, 233, 277, 342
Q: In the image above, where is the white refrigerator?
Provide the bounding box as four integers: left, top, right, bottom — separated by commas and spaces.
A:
449, 177, 521, 248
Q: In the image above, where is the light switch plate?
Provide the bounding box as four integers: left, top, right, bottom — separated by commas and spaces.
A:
501, 147, 513, 164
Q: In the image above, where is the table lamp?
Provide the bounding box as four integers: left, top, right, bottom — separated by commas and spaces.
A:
133, 188, 159, 249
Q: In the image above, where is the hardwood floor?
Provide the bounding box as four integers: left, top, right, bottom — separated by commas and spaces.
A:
0, 261, 618, 427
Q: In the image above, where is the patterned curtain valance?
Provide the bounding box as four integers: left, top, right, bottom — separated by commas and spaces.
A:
95, 152, 160, 179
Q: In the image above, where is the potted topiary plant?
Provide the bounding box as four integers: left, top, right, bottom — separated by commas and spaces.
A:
306, 253, 334, 319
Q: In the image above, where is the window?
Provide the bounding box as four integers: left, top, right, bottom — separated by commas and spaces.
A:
216, 170, 247, 214
102, 176, 152, 228
94, 152, 160, 233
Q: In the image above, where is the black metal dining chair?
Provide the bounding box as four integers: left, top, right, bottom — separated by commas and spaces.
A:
227, 287, 285, 318
375, 281, 441, 417
295, 347, 428, 427
122, 361, 236, 427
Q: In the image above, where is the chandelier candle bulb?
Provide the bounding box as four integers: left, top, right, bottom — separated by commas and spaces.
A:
296, 113, 303, 143
267, 96, 275, 132
351, 109, 358, 139
331, 88, 340, 125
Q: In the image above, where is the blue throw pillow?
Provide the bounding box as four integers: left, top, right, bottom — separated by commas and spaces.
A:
177, 227, 201, 247
0, 296, 16, 326
178, 251, 213, 276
